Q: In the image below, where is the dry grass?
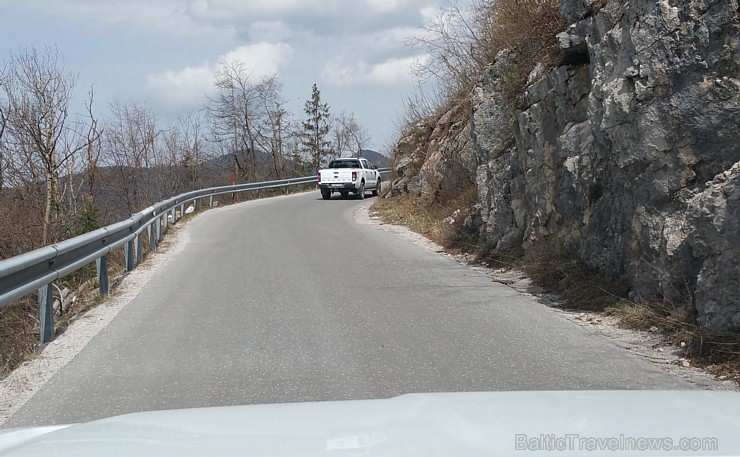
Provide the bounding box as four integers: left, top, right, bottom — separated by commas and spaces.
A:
482, 0, 568, 103
606, 301, 740, 380
370, 185, 478, 251
605, 301, 695, 334
519, 252, 740, 382
0, 254, 126, 379
408, 0, 567, 107
0, 298, 38, 378
522, 253, 629, 311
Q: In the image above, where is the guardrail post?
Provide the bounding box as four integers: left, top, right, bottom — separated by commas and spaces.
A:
38, 284, 54, 344
180, 204, 184, 219
96, 255, 109, 296
148, 224, 156, 251
156, 216, 163, 241
135, 233, 143, 263
209, 195, 213, 207
171, 208, 177, 224
124, 239, 135, 272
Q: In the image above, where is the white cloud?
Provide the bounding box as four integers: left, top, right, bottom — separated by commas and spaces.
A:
146, 66, 214, 106
419, 6, 442, 25
146, 43, 294, 107
14, 0, 437, 38
248, 21, 294, 42
356, 27, 420, 56
220, 43, 294, 75
366, 0, 404, 14
17, 0, 236, 41
11, 0, 437, 52
321, 55, 429, 88
186, 0, 431, 22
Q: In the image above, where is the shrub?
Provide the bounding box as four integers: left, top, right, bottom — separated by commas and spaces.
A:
408, 0, 567, 107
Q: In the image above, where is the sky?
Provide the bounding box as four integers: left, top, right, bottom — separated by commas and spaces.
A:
0, 0, 452, 153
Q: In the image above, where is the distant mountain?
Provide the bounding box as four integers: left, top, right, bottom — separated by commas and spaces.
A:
357, 149, 390, 168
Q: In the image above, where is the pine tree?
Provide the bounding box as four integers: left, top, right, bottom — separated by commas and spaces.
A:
300, 83, 333, 172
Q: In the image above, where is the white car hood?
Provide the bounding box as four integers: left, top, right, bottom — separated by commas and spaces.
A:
1, 391, 738, 456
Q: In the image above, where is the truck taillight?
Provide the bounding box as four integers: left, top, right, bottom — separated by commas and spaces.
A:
317, 172, 321, 183
352, 171, 357, 182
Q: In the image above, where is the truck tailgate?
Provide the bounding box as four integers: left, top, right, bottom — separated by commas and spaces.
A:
320, 169, 353, 183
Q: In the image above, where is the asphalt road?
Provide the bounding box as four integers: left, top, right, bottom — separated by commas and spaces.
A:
6, 189, 691, 427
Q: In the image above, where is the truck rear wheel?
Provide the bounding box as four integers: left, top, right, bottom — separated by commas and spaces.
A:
356, 182, 365, 200
321, 189, 331, 200
372, 178, 381, 196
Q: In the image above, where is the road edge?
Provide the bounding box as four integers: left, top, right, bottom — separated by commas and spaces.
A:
355, 204, 738, 391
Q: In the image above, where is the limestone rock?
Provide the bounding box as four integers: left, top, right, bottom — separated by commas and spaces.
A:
391, 0, 740, 331
472, 0, 740, 331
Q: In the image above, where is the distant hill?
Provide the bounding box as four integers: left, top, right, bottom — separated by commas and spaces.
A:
357, 149, 390, 168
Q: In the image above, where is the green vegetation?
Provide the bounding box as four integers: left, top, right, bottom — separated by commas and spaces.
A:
298, 83, 333, 173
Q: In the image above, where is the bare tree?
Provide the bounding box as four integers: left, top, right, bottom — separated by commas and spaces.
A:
407, 0, 491, 98
153, 111, 209, 197
347, 115, 371, 158
265, 100, 290, 179
0, 64, 7, 193
1, 47, 87, 244
332, 111, 370, 159
408, 0, 565, 102
206, 61, 295, 182
208, 60, 262, 182
159, 124, 185, 196
256, 77, 292, 179
103, 99, 160, 215
82, 87, 102, 200
177, 110, 207, 190
60, 87, 102, 222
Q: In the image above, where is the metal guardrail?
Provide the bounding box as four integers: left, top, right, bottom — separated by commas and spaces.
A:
0, 169, 389, 343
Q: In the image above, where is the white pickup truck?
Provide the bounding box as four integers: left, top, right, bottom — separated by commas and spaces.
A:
317, 158, 381, 200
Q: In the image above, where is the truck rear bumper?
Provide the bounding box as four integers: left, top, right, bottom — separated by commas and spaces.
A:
319, 183, 357, 191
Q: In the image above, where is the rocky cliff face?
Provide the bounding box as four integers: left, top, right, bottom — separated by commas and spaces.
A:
391, 103, 476, 206
392, 0, 740, 332
469, 0, 740, 331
